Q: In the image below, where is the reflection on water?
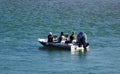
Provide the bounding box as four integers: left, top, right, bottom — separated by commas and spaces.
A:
38, 46, 89, 66
39, 46, 69, 52
38, 46, 89, 56
71, 50, 88, 55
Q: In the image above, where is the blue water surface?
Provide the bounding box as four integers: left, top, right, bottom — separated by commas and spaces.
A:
0, 0, 120, 74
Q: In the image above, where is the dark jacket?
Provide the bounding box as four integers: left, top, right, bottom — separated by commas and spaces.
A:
48, 34, 53, 42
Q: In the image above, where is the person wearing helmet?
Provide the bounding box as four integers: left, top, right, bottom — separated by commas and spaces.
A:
48, 32, 53, 42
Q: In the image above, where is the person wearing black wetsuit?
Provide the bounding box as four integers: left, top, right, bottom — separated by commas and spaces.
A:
48, 32, 53, 42
70, 32, 76, 43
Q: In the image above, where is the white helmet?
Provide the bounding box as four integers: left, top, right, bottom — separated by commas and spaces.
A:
49, 32, 52, 35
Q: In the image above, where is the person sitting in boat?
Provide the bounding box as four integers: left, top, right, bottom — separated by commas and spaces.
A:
58, 32, 65, 43
65, 32, 76, 44
53, 35, 58, 42
77, 32, 89, 49
70, 32, 76, 43
48, 32, 53, 42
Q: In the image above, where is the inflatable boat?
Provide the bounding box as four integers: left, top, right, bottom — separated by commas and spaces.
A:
38, 38, 89, 52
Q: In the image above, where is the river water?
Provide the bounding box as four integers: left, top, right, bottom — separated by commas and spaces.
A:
0, 0, 120, 74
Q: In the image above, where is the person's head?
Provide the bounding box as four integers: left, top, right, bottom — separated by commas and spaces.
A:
72, 32, 75, 35
61, 32, 64, 35
49, 32, 52, 35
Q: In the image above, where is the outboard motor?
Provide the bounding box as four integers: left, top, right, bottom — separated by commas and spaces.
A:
77, 32, 89, 50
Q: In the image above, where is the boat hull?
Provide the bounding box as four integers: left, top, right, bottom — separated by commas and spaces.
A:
38, 38, 89, 52
39, 41, 71, 50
